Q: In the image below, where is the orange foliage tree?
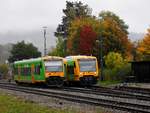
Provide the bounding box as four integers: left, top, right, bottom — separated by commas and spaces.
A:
67, 17, 100, 55
66, 11, 132, 61
79, 25, 97, 55
137, 28, 150, 60
99, 11, 132, 60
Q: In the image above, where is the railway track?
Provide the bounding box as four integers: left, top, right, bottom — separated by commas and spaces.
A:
62, 86, 150, 101
115, 85, 150, 95
0, 83, 150, 113
1, 82, 150, 101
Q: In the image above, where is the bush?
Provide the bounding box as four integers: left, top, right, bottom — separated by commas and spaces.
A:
0, 64, 9, 79
116, 63, 131, 81
103, 52, 131, 81
103, 64, 131, 81
103, 68, 115, 81
104, 52, 124, 69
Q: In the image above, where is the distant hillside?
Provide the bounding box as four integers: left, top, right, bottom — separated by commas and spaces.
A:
0, 27, 56, 55
0, 44, 12, 64
128, 32, 145, 41
0, 31, 145, 62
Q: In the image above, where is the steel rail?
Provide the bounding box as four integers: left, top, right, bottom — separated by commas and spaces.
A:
1, 82, 150, 101
115, 86, 150, 95
62, 86, 150, 101
0, 84, 150, 113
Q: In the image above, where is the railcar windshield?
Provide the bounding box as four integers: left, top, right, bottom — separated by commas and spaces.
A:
78, 59, 96, 72
44, 60, 63, 72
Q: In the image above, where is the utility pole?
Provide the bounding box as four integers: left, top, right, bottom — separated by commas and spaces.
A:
43, 26, 47, 56
63, 30, 67, 57
100, 35, 103, 81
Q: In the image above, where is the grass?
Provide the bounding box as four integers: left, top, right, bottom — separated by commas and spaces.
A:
0, 93, 77, 113
0, 92, 106, 113
98, 80, 122, 87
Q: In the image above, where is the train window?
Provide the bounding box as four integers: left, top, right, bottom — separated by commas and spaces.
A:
34, 65, 40, 75
21, 68, 24, 75
21, 67, 31, 76
24, 68, 27, 75
26, 67, 31, 75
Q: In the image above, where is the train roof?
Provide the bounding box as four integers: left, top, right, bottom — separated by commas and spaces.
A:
65, 55, 97, 61
42, 56, 64, 60
14, 56, 64, 64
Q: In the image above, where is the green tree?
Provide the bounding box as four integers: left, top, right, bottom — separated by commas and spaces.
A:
48, 37, 65, 57
0, 64, 9, 79
8, 41, 41, 63
104, 52, 124, 69
55, 1, 91, 38
104, 52, 130, 81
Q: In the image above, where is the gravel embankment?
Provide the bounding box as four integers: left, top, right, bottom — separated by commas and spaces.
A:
0, 88, 129, 113
33, 87, 150, 106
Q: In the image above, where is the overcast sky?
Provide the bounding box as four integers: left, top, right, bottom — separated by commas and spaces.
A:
0, 0, 149, 54
0, 0, 150, 33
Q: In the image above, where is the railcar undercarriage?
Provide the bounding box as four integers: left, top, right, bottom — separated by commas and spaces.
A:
45, 76, 64, 87
80, 76, 98, 86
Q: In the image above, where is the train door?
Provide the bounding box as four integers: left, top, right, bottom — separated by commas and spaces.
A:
67, 63, 75, 81
18, 66, 21, 81
31, 64, 35, 83
34, 63, 43, 81
64, 64, 67, 80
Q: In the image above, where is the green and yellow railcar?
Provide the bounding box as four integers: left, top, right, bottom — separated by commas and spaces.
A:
64, 55, 99, 86
13, 56, 65, 87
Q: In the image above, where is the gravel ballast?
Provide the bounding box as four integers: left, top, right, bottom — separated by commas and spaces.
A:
0, 88, 129, 113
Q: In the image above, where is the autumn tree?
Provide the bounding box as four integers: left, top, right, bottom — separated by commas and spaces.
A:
79, 25, 97, 55
98, 11, 132, 59
8, 41, 41, 63
54, 1, 92, 56
67, 17, 100, 55
55, 1, 91, 38
54, 3, 132, 61
99, 11, 128, 34
67, 11, 131, 60
137, 28, 150, 60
